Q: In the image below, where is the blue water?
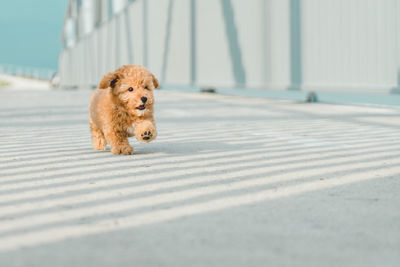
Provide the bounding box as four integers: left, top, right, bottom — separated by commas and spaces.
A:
0, 0, 67, 70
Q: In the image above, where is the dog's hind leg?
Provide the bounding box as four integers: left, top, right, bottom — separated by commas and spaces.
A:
103, 130, 133, 155
90, 122, 107, 150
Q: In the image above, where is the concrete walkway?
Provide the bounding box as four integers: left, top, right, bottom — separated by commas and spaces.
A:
0, 89, 399, 267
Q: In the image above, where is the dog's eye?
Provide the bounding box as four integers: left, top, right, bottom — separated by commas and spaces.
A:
128, 87, 134, 92
144, 86, 149, 90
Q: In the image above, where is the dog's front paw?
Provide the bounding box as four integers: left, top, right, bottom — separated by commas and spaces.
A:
111, 145, 134, 155
138, 128, 156, 143
135, 121, 157, 143
141, 131, 154, 142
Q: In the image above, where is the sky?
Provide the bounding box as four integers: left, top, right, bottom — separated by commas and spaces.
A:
0, 0, 68, 70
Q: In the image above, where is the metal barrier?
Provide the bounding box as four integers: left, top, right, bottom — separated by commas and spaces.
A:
59, 0, 400, 95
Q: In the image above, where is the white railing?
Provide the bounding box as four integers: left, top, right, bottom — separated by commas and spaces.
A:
59, 0, 400, 95
0, 64, 56, 81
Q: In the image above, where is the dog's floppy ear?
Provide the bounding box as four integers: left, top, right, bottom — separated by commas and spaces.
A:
151, 73, 159, 89
98, 72, 123, 89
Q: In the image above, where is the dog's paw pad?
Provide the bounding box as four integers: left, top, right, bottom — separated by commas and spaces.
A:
141, 131, 153, 141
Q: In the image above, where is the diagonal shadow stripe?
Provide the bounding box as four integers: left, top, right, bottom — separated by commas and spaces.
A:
220, 0, 247, 86
0, 162, 398, 242
161, 0, 174, 83
115, 14, 121, 66
142, 0, 149, 67
289, 0, 302, 90
0, 144, 398, 222
1, 168, 397, 252
190, 0, 197, 85
124, 6, 134, 63
1, 143, 398, 209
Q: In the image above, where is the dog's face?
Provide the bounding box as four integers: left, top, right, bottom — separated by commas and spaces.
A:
115, 73, 157, 117
99, 65, 159, 117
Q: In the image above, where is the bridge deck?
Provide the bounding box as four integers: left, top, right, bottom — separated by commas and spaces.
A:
0, 89, 399, 266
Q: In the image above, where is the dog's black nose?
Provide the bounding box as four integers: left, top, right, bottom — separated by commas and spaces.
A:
141, 97, 148, 103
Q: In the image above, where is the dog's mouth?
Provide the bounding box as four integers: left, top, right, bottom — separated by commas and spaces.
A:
136, 105, 146, 110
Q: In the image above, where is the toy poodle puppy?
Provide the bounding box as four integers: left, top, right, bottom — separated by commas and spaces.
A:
89, 64, 158, 155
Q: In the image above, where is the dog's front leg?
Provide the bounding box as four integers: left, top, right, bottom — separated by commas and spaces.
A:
104, 130, 133, 155
134, 120, 157, 143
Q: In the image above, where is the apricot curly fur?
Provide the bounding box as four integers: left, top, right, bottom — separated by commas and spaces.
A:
89, 65, 158, 155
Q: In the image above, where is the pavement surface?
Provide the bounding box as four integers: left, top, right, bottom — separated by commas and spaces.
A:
0, 89, 399, 267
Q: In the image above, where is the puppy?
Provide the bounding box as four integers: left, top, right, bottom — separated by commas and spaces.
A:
89, 65, 158, 155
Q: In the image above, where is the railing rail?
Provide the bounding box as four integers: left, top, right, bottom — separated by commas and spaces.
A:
0, 64, 56, 81
59, 0, 400, 95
